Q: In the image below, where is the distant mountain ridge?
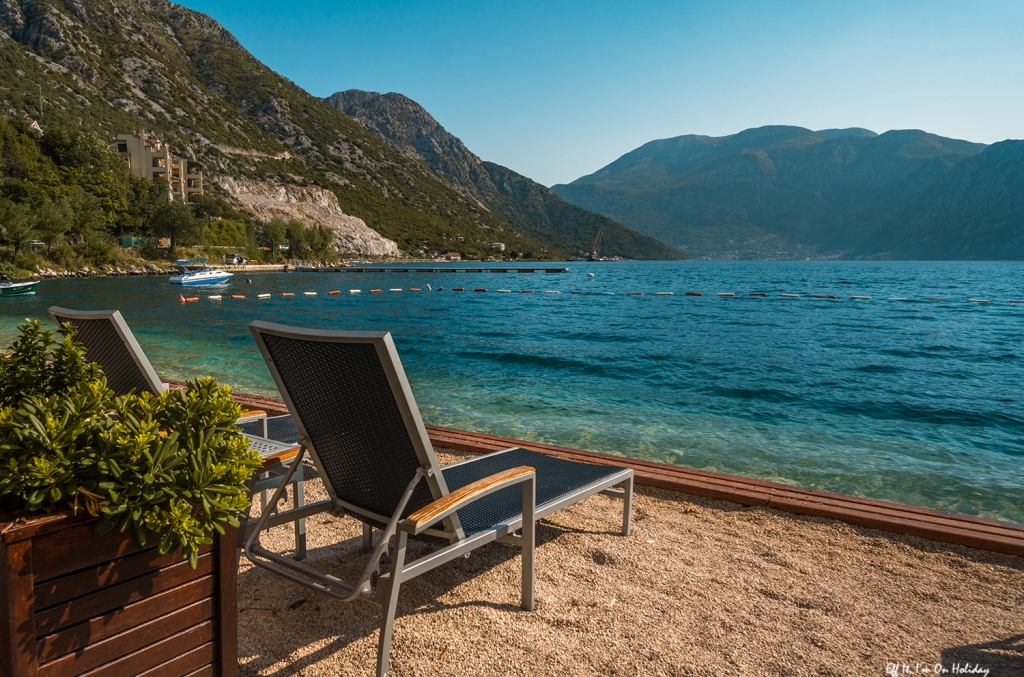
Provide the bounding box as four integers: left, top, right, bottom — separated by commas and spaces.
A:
552, 125, 1023, 259
0, 0, 677, 260
327, 90, 681, 260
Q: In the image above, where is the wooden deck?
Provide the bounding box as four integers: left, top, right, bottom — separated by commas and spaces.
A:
210, 385, 1024, 558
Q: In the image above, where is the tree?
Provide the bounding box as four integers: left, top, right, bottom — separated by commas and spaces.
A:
151, 201, 201, 256
0, 199, 34, 255
34, 197, 72, 256
261, 218, 288, 262
285, 219, 308, 259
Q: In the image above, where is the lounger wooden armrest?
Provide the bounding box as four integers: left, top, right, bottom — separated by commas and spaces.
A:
261, 445, 301, 466
402, 466, 536, 534
238, 409, 268, 421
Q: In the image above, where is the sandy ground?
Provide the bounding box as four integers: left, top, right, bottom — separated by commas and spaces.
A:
237, 449, 1024, 677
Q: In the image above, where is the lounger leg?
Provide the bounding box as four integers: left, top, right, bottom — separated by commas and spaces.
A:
376, 531, 408, 677
259, 471, 269, 512
293, 462, 306, 560
521, 476, 536, 611
621, 475, 634, 537
363, 522, 373, 553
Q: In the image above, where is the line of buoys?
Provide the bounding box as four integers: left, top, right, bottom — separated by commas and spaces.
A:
231, 295, 245, 299
851, 296, 871, 300
452, 287, 465, 292
304, 291, 317, 296
571, 291, 583, 294
208, 295, 222, 300
1010, 300, 1024, 304
685, 291, 702, 297
258, 293, 271, 299
474, 288, 487, 292
497, 289, 511, 293
814, 295, 837, 299
328, 290, 341, 295
370, 289, 382, 293
544, 290, 560, 294
657, 292, 674, 296
627, 292, 643, 296
587, 273, 595, 278
716, 292, 734, 297
180, 294, 199, 302
390, 288, 402, 292
749, 292, 767, 297
925, 298, 946, 301
409, 287, 421, 291
781, 293, 800, 298
350, 289, 361, 294
968, 298, 990, 303
521, 290, 534, 294
886, 297, 907, 301
281, 292, 295, 297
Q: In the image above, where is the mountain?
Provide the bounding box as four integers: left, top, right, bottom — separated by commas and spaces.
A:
880, 140, 1024, 259
551, 125, 1015, 259
326, 90, 681, 260
0, 0, 675, 260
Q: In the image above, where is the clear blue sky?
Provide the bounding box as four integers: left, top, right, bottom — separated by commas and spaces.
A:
178, 0, 1023, 187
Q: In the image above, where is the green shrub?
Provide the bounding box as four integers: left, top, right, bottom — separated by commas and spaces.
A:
0, 321, 263, 567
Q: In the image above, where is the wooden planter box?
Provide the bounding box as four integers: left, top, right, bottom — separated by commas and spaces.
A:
0, 511, 237, 677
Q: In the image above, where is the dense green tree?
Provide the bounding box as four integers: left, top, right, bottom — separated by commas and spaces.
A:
151, 201, 201, 255
0, 199, 34, 255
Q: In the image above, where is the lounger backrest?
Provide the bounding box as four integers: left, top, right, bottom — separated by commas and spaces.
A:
47, 306, 166, 397
248, 321, 450, 527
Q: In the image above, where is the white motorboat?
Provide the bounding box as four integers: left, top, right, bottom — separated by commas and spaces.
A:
169, 259, 233, 285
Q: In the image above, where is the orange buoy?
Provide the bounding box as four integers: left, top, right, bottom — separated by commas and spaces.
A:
180, 294, 186, 303
327, 290, 341, 295
473, 288, 487, 292
281, 292, 295, 297
231, 295, 245, 299
409, 287, 422, 291
452, 287, 465, 292
370, 289, 382, 293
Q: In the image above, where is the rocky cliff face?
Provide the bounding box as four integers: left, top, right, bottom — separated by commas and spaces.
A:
0, 0, 554, 258
326, 90, 683, 260
217, 177, 400, 257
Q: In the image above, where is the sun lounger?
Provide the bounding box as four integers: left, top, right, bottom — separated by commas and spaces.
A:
47, 306, 308, 559
246, 321, 633, 676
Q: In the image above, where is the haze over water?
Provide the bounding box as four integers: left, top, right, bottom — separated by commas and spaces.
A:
3, 261, 1022, 524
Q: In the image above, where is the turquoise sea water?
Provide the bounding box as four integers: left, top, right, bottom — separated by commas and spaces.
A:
2, 261, 1022, 523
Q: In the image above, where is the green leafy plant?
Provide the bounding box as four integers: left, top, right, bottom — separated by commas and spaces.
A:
0, 321, 263, 567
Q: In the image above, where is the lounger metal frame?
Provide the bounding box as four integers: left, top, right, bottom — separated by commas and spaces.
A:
246, 321, 633, 676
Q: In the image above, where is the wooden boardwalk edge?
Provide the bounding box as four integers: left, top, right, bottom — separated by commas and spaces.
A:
200, 382, 1024, 558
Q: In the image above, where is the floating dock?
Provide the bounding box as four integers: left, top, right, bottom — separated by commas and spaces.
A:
298, 266, 569, 273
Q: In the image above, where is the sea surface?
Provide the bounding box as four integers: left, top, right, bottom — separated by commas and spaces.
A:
2, 261, 1022, 524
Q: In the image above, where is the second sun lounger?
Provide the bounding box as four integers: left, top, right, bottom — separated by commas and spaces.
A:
245, 321, 633, 676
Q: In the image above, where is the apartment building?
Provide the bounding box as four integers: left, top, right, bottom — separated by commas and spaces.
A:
109, 131, 204, 203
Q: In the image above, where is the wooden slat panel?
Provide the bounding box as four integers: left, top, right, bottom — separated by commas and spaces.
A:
36, 577, 215, 662
31, 525, 150, 583
34, 547, 210, 611
0, 540, 37, 677
135, 643, 215, 677
37, 599, 214, 677
768, 496, 1024, 557
214, 530, 237, 677
50, 620, 215, 677
35, 554, 213, 635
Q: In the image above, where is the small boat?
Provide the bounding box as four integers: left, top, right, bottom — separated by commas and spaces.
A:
0, 280, 39, 296
169, 259, 233, 286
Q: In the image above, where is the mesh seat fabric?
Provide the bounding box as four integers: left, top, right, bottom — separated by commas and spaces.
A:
442, 448, 625, 535
259, 333, 435, 521
53, 315, 157, 396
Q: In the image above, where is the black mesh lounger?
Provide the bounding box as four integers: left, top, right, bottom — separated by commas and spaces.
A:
47, 306, 309, 559
246, 321, 634, 677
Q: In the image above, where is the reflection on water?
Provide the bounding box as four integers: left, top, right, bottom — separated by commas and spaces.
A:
2, 260, 1022, 523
